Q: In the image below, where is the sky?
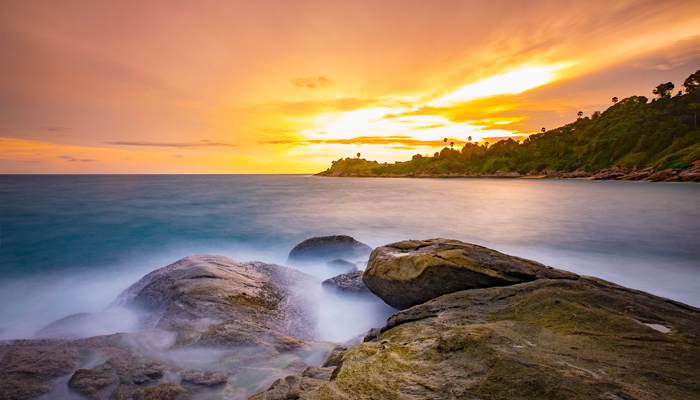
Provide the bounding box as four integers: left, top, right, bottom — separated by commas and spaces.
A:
1, 0, 700, 174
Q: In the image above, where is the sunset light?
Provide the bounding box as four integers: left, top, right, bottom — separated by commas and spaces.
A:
428, 65, 563, 107
1, 0, 699, 173
2, 3, 700, 399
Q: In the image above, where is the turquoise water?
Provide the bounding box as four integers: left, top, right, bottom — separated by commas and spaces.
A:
1, 175, 699, 339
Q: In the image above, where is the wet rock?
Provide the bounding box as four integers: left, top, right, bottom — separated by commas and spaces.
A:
322, 270, 370, 294
5, 255, 328, 399
68, 368, 118, 399
326, 259, 357, 270
363, 238, 577, 309
133, 383, 191, 400
321, 345, 347, 368
287, 235, 372, 264
112, 255, 318, 342
180, 370, 229, 386
248, 366, 336, 400
0, 341, 80, 400
253, 277, 700, 399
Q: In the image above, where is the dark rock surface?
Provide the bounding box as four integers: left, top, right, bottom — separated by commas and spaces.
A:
287, 235, 372, 264
253, 277, 700, 400
363, 238, 577, 308
326, 259, 357, 270
321, 270, 370, 294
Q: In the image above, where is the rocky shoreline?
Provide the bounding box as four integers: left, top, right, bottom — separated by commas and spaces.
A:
316, 163, 700, 182
2, 236, 699, 399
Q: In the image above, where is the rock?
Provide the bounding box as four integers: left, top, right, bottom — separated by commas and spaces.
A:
322, 270, 370, 294
68, 368, 118, 399
248, 366, 336, 400
363, 239, 578, 309
112, 255, 318, 342
326, 259, 357, 270
321, 345, 347, 368
646, 168, 680, 182
287, 235, 372, 264
180, 370, 229, 386
4, 255, 331, 400
678, 162, 700, 182
253, 277, 700, 399
133, 383, 191, 400
0, 341, 80, 400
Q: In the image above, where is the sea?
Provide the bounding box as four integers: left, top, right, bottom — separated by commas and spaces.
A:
1, 174, 699, 342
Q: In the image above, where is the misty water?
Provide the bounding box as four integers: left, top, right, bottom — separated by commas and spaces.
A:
1, 174, 699, 344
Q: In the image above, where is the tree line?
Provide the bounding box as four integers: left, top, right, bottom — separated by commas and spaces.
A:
328, 69, 700, 176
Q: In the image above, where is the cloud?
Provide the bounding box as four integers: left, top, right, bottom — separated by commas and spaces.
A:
291, 76, 332, 89
41, 126, 71, 132
58, 155, 97, 162
251, 97, 412, 116
264, 135, 445, 149
104, 140, 239, 149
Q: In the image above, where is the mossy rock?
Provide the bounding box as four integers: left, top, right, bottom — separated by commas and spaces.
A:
253, 278, 700, 399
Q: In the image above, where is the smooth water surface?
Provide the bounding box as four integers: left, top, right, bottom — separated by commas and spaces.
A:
1, 175, 699, 340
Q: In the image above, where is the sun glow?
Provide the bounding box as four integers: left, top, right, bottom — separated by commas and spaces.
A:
299, 66, 566, 156
428, 65, 564, 107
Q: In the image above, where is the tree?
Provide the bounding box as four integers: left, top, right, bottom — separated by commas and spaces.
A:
683, 70, 700, 94
653, 82, 674, 99
541, 127, 546, 133
443, 137, 448, 147
450, 141, 454, 149
690, 103, 699, 129
357, 152, 361, 158
577, 111, 583, 118
612, 97, 618, 104
468, 136, 472, 142
484, 141, 489, 148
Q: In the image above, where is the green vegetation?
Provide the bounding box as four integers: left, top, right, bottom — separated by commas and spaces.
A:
320, 70, 700, 177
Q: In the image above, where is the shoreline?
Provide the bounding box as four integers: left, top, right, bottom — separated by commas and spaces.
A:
315, 164, 700, 182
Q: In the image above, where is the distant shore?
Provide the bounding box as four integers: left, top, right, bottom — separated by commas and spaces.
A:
316, 163, 700, 182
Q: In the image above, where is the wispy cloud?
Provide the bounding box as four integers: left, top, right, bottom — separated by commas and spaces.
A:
291, 76, 332, 89
264, 135, 444, 148
251, 97, 412, 116
41, 126, 72, 132
104, 140, 239, 149
58, 155, 97, 162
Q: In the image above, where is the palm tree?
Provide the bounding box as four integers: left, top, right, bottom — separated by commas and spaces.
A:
541, 127, 546, 133
484, 141, 489, 148
468, 136, 472, 142
443, 138, 448, 147
450, 141, 454, 149
357, 152, 361, 158
612, 97, 618, 104
577, 111, 583, 118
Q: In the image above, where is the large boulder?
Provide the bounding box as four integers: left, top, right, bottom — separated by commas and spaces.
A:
363, 239, 578, 309
253, 277, 700, 399
112, 255, 317, 342
287, 235, 372, 264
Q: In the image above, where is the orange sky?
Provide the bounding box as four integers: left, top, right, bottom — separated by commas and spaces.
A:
2, 0, 700, 173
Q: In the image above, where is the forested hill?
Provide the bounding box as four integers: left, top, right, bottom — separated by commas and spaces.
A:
318, 71, 700, 181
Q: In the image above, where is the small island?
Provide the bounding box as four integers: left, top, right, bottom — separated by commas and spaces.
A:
318, 71, 700, 182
